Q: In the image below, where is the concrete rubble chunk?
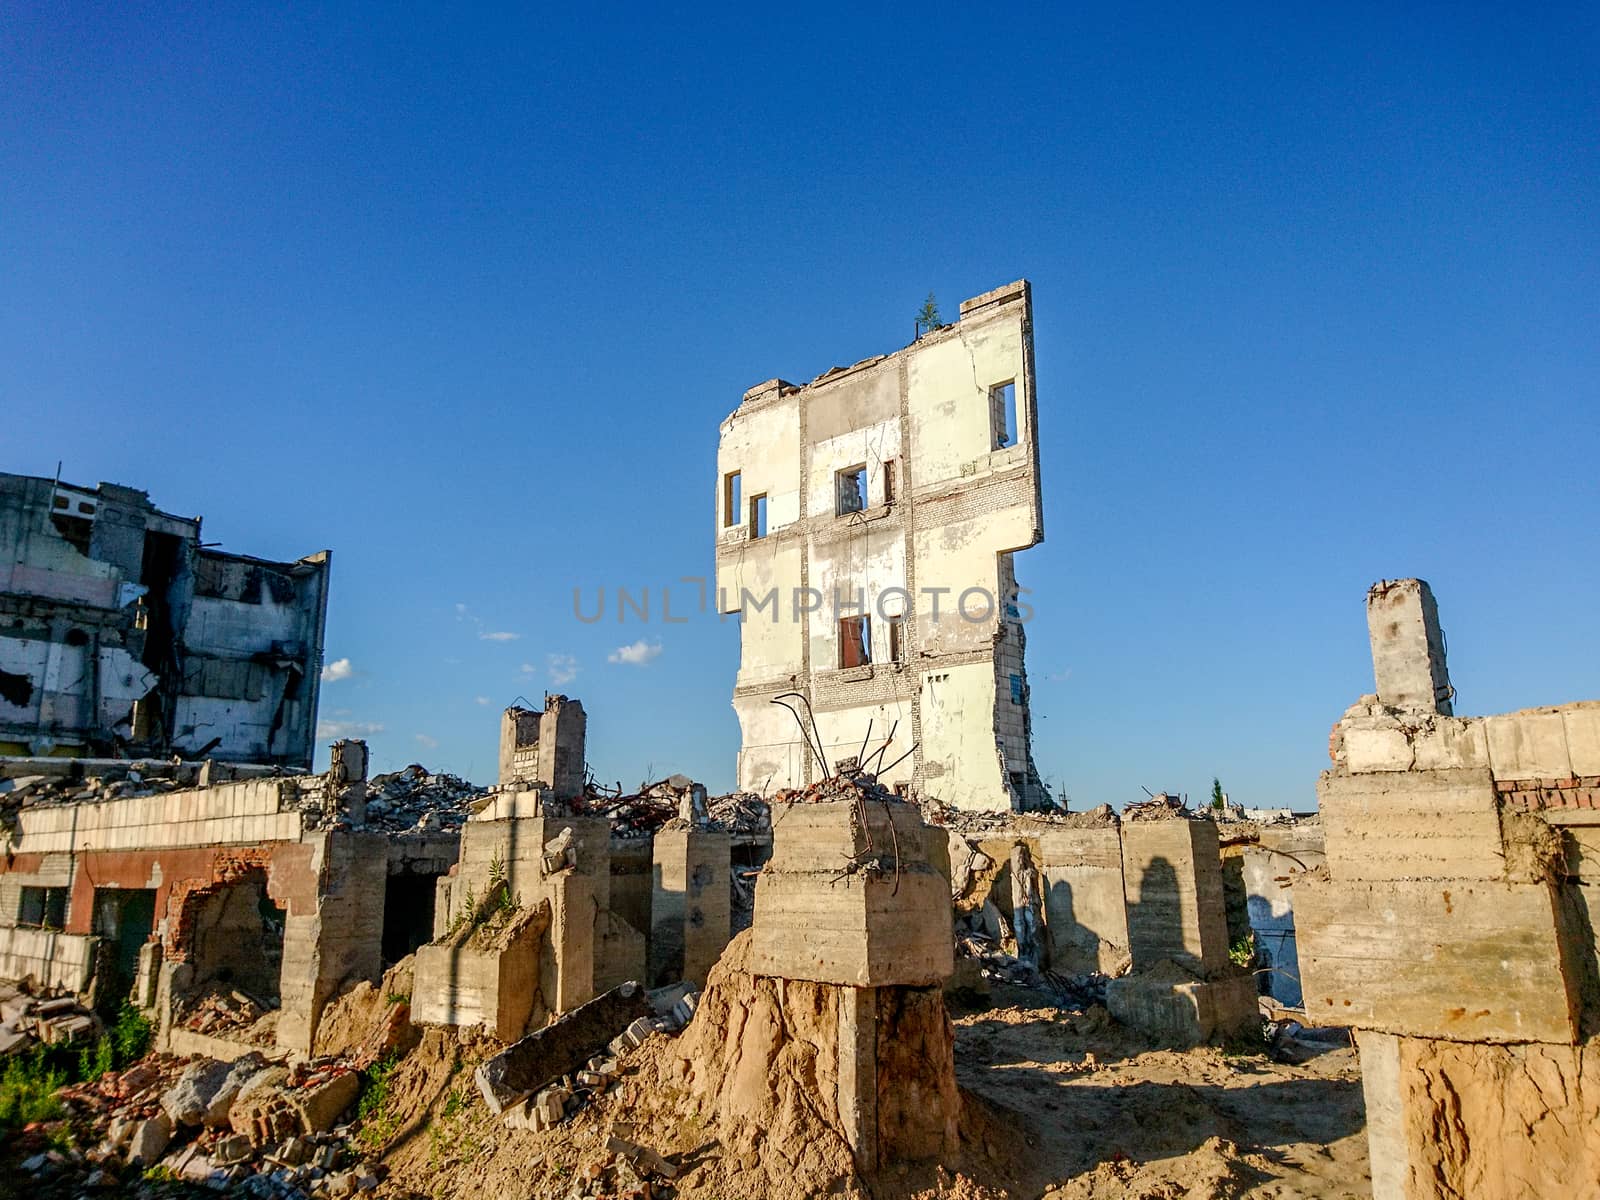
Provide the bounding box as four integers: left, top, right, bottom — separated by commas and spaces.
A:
295, 1070, 361, 1133
161, 1057, 239, 1127
127, 1112, 174, 1164
473, 980, 651, 1114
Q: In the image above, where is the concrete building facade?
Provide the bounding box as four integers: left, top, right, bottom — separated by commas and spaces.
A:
715, 281, 1050, 812
0, 471, 331, 768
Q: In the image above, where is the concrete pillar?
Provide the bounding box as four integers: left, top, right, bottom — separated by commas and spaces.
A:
836, 987, 879, 1171
1367, 578, 1453, 714
1119, 819, 1231, 976
1038, 825, 1130, 975
649, 829, 732, 988
1356, 1030, 1408, 1200
748, 799, 958, 1169
276, 831, 388, 1055
538, 695, 587, 802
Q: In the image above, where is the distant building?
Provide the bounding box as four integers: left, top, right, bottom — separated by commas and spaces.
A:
714, 281, 1050, 811
0, 471, 330, 767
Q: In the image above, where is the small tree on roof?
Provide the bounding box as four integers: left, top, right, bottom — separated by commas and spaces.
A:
1211, 777, 1225, 810
915, 292, 942, 337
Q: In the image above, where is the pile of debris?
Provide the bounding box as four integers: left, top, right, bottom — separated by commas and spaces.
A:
358, 765, 485, 833
176, 984, 275, 1042
706, 791, 769, 836
0, 984, 99, 1056
575, 775, 699, 838
480, 981, 699, 1137
1121, 792, 1192, 821
16, 1049, 377, 1199
575, 775, 771, 841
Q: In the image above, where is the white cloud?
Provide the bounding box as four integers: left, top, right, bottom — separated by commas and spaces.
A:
547, 654, 580, 685
320, 657, 354, 683
474, 696, 491, 706
519, 662, 537, 675
317, 718, 384, 740
413, 733, 439, 749
480, 631, 521, 642
608, 639, 662, 667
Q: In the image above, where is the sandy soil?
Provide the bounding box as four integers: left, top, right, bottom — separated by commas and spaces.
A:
952, 997, 1368, 1199
379, 989, 1369, 1200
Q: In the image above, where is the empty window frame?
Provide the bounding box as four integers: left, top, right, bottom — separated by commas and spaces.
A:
19, 885, 67, 930
723, 471, 742, 528
887, 616, 906, 663
839, 615, 872, 668
990, 381, 1017, 449
882, 459, 897, 505
1009, 673, 1024, 705
749, 493, 768, 539
836, 465, 868, 515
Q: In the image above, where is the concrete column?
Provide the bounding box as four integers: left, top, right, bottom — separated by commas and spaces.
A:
538, 695, 587, 802
1120, 819, 1230, 976
1367, 578, 1453, 714
276, 831, 387, 1054
1356, 1030, 1409, 1200
649, 829, 732, 988
1038, 825, 1130, 975
836, 987, 879, 1172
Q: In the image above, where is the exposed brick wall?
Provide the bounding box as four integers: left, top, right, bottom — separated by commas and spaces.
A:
1496, 777, 1600, 812
164, 847, 275, 960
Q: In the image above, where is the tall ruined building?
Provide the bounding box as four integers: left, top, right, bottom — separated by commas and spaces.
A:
0, 472, 330, 767
715, 281, 1050, 811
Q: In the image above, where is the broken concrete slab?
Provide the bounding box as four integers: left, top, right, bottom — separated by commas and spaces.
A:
474, 980, 651, 1114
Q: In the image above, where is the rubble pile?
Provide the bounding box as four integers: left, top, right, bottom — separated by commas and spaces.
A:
484, 982, 700, 1136
574, 775, 694, 838
357, 764, 486, 833
1121, 792, 1192, 821
176, 984, 275, 1042
705, 791, 768, 835
576, 775, 770, 840
15, 1050, 380, 1199
0, 984, 100, 1056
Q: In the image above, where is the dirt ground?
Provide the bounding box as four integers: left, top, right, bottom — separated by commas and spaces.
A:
953, 997, 1368, 1200
378, 987, 1369, 1200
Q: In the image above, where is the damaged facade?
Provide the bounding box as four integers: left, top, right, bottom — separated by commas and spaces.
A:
715, 281, 1050, 812
0, 472, 330, 767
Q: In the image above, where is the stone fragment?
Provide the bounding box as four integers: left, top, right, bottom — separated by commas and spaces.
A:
127, 1112, 174, 1164
474, 981, 650, 1114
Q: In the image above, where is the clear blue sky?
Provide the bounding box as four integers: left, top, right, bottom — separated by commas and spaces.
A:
3, 5, 1595, 806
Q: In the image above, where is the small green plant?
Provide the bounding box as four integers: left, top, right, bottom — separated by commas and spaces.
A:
0, 1050, 69, 1130
1228, 932, 1257, 968
915, 292, 942, 336
111, 1003, 153, 1064
1211, 777, 1225, 810
356, 1052, 401, 1149
77, 1033, 114, 1081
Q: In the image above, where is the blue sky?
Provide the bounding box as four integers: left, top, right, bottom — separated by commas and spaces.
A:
3, 5, 1595, 806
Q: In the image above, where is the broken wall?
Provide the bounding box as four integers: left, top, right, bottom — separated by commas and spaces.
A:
715, 282, 1049, 812
1297, 579, 1600, 1199
0, 471, 330, 767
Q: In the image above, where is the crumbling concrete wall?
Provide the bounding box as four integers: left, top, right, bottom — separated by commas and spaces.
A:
649, 828, 731, 988
1298, 579, 1600, 1199
1223, 820, 1325, 1008
1105, 817, 1258, 1044
714, 282, 1050, 812
496, 696, 586, 800
0, 471, 330, 767
1037, 825, 1131, 975
414, 804, 611, 1038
